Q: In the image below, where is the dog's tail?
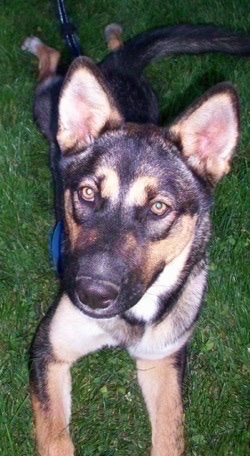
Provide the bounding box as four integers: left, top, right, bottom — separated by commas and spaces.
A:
103, 24, 250, 75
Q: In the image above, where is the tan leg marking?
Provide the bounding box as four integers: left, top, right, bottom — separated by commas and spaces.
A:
21, 36, 60, 81
32, 363, 74, 456
32, 295, 116, 455
137, 356, 184, 456
104, 23, 124, 51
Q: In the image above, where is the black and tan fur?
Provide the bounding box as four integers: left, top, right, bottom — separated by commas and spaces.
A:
22, 23, 250, 455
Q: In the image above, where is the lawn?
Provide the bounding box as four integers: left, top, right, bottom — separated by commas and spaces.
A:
0, 1, 249, 455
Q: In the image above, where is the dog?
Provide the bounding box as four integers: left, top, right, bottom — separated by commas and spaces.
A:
22, 23, 250, 455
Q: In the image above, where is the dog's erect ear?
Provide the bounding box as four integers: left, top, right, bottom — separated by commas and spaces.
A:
57, 57, 123, 154
169, 83, 240, 185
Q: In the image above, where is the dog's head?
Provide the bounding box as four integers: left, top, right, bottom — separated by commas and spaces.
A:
56, 57, 239, 321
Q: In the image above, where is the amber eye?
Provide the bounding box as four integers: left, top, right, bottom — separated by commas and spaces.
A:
79, 186, 95, 201
150, 201, 169, 216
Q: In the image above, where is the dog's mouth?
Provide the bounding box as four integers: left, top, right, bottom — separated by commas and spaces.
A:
73, 275, 123, 319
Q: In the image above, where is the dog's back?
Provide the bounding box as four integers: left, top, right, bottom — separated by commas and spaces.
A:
32, 24, 250, 141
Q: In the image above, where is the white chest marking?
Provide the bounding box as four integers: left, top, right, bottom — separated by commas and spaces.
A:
128, 267, 206, 360
50, 295, 118, 363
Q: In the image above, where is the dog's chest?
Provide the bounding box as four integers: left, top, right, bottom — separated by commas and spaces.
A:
101, 315, 192, 361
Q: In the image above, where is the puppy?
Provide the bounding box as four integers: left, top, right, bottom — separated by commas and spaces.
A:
22, 23, 249, 455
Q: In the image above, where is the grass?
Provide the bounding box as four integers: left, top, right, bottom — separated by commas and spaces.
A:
0, 0, 249, 454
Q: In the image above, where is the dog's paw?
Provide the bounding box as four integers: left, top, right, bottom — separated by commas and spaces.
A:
104, 23, 123, 38
21, 36, 42, 55
104, 23, 123, 50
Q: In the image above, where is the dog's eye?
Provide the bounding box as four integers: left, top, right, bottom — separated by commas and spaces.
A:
150, 201, 169, 216
79, 186, 95, 202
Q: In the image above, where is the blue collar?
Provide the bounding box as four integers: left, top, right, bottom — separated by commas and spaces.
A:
50, 220, 64, 276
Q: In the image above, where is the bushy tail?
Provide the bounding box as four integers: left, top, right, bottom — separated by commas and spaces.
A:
104, 24, 250, 75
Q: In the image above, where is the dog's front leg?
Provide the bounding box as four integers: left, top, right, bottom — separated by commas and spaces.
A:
136, 350, 186, 456
30, 359, 74, 456
29, 294, 116, 456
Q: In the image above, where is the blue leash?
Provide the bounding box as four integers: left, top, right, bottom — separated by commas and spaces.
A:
50, 1, 82, 275
55, 0, 82, 57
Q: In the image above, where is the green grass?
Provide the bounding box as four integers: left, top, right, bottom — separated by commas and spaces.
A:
0, 1, 249, 454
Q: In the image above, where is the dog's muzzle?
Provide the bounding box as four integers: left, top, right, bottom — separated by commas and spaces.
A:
70, 252, 141, 318
75, 276, 119, 311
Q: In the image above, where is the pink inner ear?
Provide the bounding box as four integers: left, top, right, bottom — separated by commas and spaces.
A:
187, 93, 239, 163
198, 116, 230, 158
170, 85, 239, 183
67, 94, 93, 141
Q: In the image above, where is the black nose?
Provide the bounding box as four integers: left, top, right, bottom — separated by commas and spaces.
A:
75, 276, 119, 310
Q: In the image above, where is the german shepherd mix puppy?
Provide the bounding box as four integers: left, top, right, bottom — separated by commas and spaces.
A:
22, 24, 250, 455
